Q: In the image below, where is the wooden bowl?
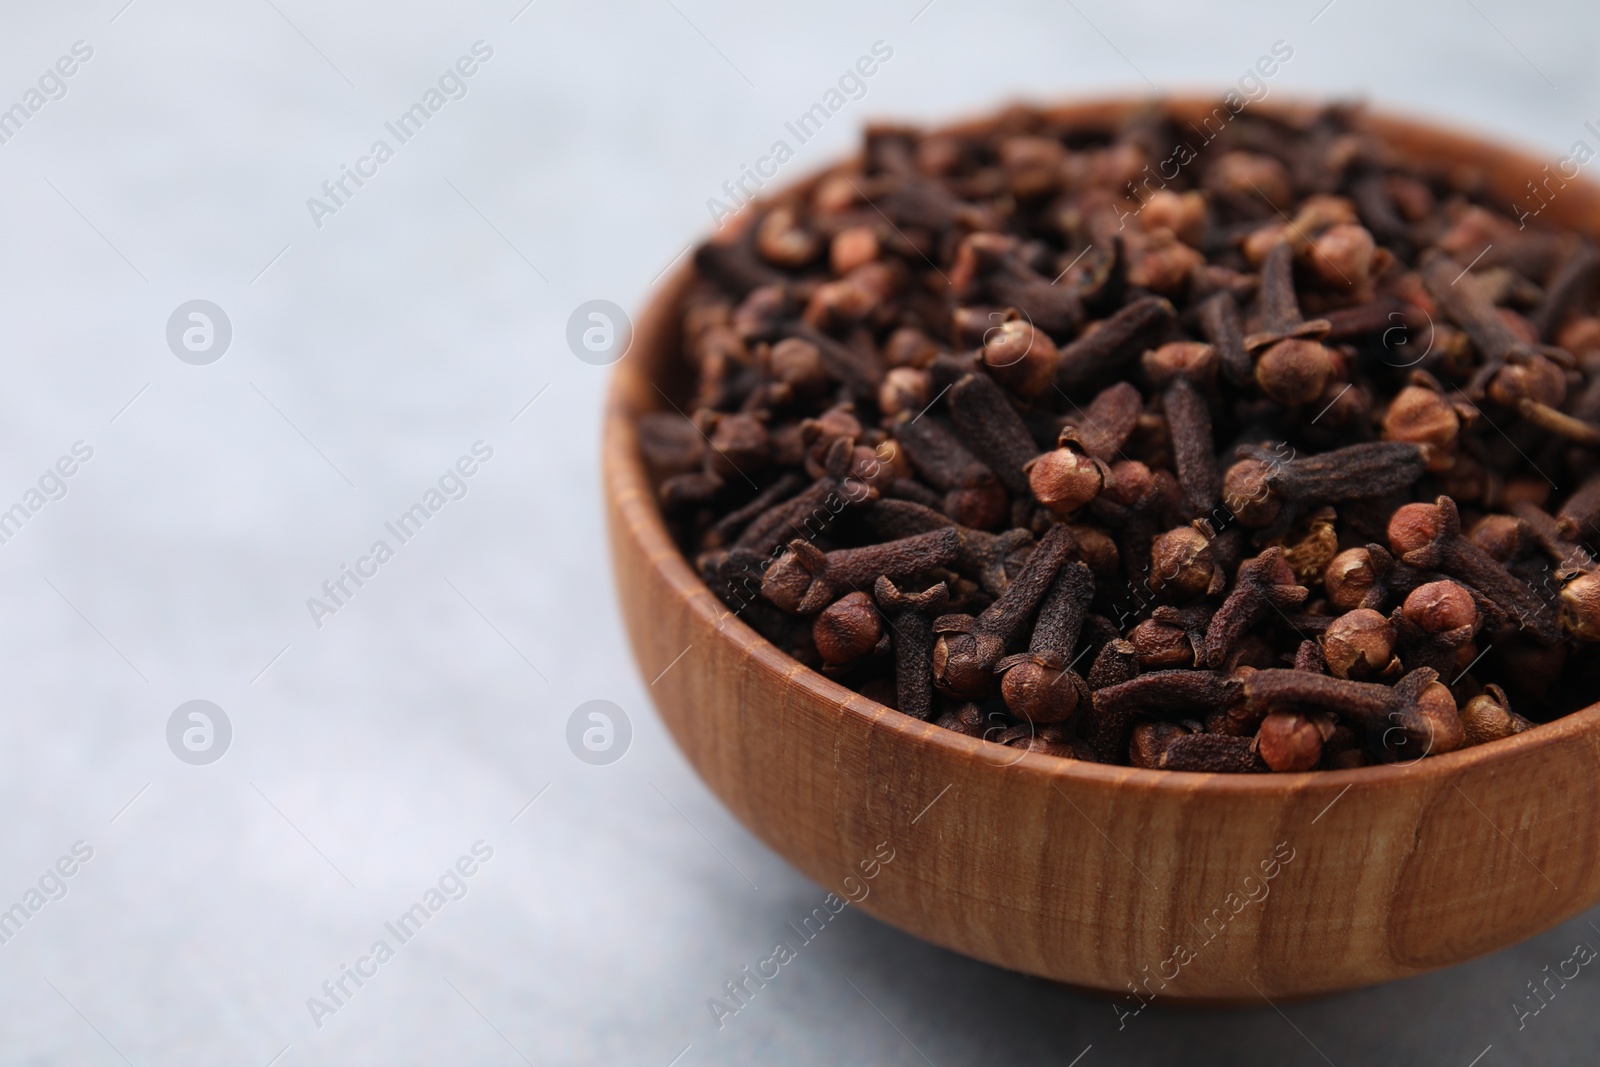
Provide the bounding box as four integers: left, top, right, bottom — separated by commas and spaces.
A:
604, 98, 1600, 1000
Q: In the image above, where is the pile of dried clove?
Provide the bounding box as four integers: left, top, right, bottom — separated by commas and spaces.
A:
639, 100, 1600, 772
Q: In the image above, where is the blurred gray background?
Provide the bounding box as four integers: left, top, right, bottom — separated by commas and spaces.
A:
0, 0, 1595, 1063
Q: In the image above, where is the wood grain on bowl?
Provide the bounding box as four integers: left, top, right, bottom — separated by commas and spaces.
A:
605, 99, 1600, 999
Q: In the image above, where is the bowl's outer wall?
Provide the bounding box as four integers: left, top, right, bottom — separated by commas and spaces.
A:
604, 99, 1600, 999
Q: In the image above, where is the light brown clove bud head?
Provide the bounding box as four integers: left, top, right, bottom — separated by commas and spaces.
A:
1256, 339, 1335, 407
1488, 354, 1567, 409
1459, 687, 1534, 747
768, 337, 830, 395
1149, 526, 1223, 600
755, 207, 819, 268
1127, 233, 1204, 295
812, 592, 882, 666
707, 413, 769, 477
883, 326, 941, 369
999, 656, 1083, 724
1142, 341, 1218, 387
1256, 712, 1323, 772
1560, 571, 1600, 641
1139, 189, 1207, 246
1388, 502, 1443, 558
849, 445, 896, 494
931, 625, 1000, 701
943, 482, 1009, 531
1409, 681, 1465, 757
1221, 458, 1282, 528
1067, 524, 1120, 577
869, 439, 911, 482
982, 319, 1059, 399
1242, 224, 1292, 267
1307, 223, 1376, 290
1323, 548, 1378, 611
1467, 514, 1523, 562
1290, 193, 1360, 235
878, 367, 931, 420
802, 278, 875, 330
1403, 581, 1477, 634
949, 232, 1015, 289
845, 260, 898, 305
811, 174, 860, 213
1320, 608, 1395, 679
1027, 447, 1105, 517
830, 225, 879, 276
1206, 151, 1292, 205
804, 405, 863, 448
761, 551, 814, 614
1128, 618, 1197, 670
1101, 459, 1153, 507
1382, 385, 1459, 471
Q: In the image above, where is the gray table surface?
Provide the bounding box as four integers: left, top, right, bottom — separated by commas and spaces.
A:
0, 0, 1597, 1063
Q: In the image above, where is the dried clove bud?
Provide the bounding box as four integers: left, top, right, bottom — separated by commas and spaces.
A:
948, 372, 1039, 495
1243, 667, 1463, 761
1149, 525, 1225, 601
763, 528, 962, 614
1203, 548, 1309, 666
1458, 685, 1535, 746
813, 592, 883, 666
1159, 733, 1269, 773
932, 524, 1075, 699
873, 577, 949, 720
1255, 712, 1326, 771
1388, 496, 1559, 645
1026, 439, 1110, 517
664, 103, 1600, 771
1319, 609, 1397, 680
1056, 295, 1177, 391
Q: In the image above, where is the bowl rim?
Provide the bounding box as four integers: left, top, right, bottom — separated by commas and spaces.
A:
606, 94, 1600, 797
